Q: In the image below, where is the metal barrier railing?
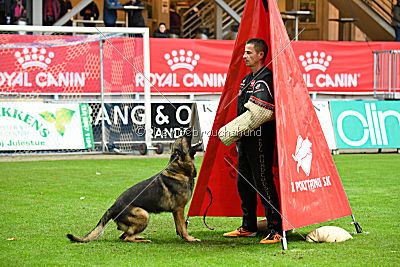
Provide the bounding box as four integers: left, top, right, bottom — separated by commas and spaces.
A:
373, 50, 400, 99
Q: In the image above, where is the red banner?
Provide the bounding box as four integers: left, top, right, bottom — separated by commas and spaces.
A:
148, 40, 400, 93
188, 0, 272, 219
291, 41, 400, 92
0, 34, 100, 94
102, 37, 144, 94
147, 38, 232, 93
269, 0, 353, 231
1, 34, 399, 94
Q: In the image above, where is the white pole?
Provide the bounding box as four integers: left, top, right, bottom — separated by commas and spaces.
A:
100, 40, 106, 152
389, 52, 392, 97
32, 0, 43, 26
0, 25, 148, 34
143, 28, 152, 150
373, 52, 377, 98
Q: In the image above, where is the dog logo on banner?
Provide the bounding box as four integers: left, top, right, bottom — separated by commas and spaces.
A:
298, 51, 332, 72
292, 135, 312, 176
164, 49, 200, 71
298, 50, 361, 89
15, 48, 55, 69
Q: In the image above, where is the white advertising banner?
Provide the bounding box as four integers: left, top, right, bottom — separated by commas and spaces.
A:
0, 102, 94, 151
194, 100, 336, 151
313, 101, 337, 150
195, 101, 219, 150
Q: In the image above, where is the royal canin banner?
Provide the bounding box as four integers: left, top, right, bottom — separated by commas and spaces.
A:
149, 40, 400, 93
147, 39, 230, 93
0, 34, 101, 94
291, 41, 400, 92
0, 34, 399, 94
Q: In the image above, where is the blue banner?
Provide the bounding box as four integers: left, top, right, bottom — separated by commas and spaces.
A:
330, 101, 400, 148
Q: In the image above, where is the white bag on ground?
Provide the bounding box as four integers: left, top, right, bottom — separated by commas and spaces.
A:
306, 226, 353, 243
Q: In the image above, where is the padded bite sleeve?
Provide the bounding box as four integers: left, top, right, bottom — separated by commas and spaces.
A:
218, 101, 274, 146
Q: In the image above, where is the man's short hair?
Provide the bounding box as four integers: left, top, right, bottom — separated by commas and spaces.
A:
246, 38, 268, 60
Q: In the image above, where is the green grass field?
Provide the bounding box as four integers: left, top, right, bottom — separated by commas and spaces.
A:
0, 154, 399, 266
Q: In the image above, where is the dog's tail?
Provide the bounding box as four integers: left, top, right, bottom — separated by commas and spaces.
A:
67, 210, 112, 243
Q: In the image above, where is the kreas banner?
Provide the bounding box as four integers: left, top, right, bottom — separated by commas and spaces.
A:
0, 102, 94, 150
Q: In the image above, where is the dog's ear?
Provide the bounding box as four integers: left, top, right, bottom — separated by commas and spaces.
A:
189, 146, 197, 158
189, 142, 203, 158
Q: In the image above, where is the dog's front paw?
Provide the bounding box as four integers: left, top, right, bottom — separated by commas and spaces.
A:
185, 236, 201, 242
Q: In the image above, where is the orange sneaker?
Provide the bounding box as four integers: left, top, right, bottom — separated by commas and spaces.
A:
223, 227, 257, 237
260, 232, 282, 244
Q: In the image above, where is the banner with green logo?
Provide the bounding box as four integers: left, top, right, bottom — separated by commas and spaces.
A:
330, 101, 400, 149
0, 102, 94, 150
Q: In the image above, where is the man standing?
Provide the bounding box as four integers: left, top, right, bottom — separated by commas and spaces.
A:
103, 0, 121, 27
124, 0, 145, 27
218, 38, 282, 244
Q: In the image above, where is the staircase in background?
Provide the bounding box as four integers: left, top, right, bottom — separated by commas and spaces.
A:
328, 0, 395, 40
181, 0, 245, 39
181, 0, 396, 41
362, 0, 393, 25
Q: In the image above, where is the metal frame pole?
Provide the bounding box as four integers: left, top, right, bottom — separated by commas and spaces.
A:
100, 40, 106, 153
213, 0, 241, 24
393, 52, 397, 96
351, 214, 363, 233
373, 52, 377, 98
32, 0, 43, 26
143, 28, 152, 151
389, 52, 392, 98
281, 231, 288, 250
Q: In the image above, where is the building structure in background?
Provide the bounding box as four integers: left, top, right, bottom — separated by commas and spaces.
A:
2, 0, 397, 41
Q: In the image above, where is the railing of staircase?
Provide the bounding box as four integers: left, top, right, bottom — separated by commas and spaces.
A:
361, 0, 395, 25
181, 0, 245, 40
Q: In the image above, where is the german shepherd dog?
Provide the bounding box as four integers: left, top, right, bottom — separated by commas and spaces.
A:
67, 129, 202, 243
